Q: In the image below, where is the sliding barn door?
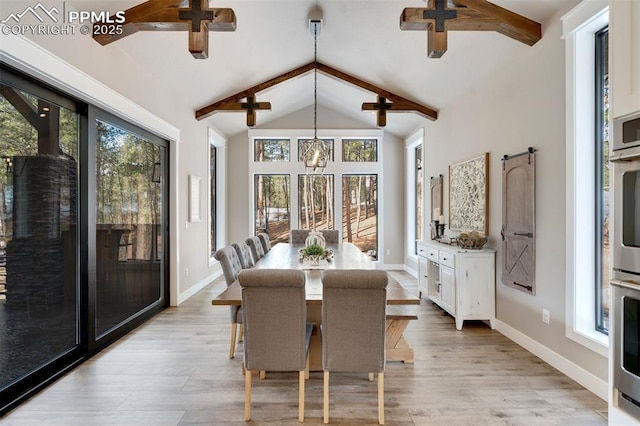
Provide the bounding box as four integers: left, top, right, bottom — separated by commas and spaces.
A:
501, 151, 535, 294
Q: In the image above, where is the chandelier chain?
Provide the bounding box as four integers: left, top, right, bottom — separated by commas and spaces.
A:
314, 27, 318, 140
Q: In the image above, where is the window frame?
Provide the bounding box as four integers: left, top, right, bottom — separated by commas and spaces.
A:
248, 129, 383, 258
594, 27, 609, 334
405, 129, 424, 260
562, 0, 609, 356
208, 128, 226, 266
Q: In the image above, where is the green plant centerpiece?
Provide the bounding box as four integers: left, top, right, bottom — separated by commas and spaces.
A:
299, 243, 333, 265
302, 244, 325, 256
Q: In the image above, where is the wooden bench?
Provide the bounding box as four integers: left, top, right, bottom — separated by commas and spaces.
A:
385, 305, 418, 363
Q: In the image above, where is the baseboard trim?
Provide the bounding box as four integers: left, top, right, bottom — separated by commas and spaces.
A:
495, 320, 608, 401
378, 263, 405, 271
176, 270, 222, 306
403, 264, 418, 278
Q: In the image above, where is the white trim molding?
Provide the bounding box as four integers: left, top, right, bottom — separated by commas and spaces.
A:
496, 320, 607, 401
562, 0, 609, 357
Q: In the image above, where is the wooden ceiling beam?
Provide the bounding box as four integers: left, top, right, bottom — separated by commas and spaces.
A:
196, 62, 315, 120
195, 61, 438, 123
315, 62, 438, 121
93, 0, 236, 59
454, 0, 541, 46
400, 0, 541, 58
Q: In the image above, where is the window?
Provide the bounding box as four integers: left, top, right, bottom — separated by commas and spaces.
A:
209, 144, 217, 258
298, 138, 334, 162
298, 174, 334, 230
342, 175, 378, 260
342, 139, 377, 162
595, 28, 609, 333
254, 174, 290, 244
562, 1, 609, 355
254, 139, 290, 162
405, 129, 424, 258
416, 144, 423, 253
249, 130, 382, 257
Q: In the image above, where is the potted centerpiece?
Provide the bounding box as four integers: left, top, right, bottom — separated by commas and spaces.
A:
299, 243, 333, 265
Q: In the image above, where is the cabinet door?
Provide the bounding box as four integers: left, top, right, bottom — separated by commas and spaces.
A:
427, 260, 440, 299
417, 257, 428, 296
459, 254, 493, 317
611, 0, 640, 118
439, 266, 455, 315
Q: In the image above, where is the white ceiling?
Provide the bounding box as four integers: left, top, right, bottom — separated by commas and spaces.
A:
70, 0, 575, 138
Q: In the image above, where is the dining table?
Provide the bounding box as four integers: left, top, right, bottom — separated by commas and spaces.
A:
212, 242, 420, 371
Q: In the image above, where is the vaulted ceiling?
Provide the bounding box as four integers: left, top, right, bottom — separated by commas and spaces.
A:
71, 0, 574, 138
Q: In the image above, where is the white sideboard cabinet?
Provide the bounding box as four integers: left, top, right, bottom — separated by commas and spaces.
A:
417, 240, 496, 330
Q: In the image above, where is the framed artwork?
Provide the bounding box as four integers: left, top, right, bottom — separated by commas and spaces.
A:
449, 153, 489, 235
189, 175, 201, 222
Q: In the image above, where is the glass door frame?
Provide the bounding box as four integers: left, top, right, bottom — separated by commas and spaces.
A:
0, 64, 86, 415
87, 107, 170, 353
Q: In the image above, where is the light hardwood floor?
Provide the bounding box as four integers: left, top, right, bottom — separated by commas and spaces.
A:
1, 271, 607, 425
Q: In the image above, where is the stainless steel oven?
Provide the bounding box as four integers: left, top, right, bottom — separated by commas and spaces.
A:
611, 116, 640, 421
611, 145, 640, 275
612, 274, 640, 421
613, 113, 640, 152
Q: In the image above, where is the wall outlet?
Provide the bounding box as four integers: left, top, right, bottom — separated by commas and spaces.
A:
542, 308, 550, 324
386, 249, 391, 256
185, 268, 189, 277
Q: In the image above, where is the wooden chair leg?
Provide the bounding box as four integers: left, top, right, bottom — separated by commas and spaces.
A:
259, 370, 266, 379
229, 322, 237, 359
378, 372, 384, 425
238, 324, 244, 342
324, 371, 330, 424
304, 357, 310, 380
368, 373, 374, 382
298, 370, 305, 422
244, 368, 252, 421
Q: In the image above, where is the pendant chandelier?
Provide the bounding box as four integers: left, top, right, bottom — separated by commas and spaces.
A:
303, 19, 329, 175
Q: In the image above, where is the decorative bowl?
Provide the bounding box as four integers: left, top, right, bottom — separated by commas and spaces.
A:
457, 232, 488, 249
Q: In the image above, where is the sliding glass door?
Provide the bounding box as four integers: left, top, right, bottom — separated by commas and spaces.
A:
0, 67, 170, 413
0, 69, 81, 410
91, 113, 167, 341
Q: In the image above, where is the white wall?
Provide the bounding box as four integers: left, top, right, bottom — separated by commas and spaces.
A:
421, 4, 607, 388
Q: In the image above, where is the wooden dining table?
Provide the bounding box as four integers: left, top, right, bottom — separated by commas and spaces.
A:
212, 242, 420, 370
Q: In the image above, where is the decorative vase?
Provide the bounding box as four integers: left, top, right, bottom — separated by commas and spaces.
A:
305, 230, 326, 248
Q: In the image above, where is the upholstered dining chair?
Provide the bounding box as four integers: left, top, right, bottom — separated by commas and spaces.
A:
257, 232, 271, 253
320, 229, 339, 244
246, 236, 265, 262
238, 269, 313, 422
321, 269, 388, 425
231, 241, 255, 270
290, 229, 310, 244
213, 246, 244, 359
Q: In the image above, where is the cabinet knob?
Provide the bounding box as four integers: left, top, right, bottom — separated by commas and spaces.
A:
443, 257, 447, 261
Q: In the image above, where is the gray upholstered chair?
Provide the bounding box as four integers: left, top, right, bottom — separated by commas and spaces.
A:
290, 229, 310, 244
231, 241, 255, 269
321, 269, 388, 425
320, 229, 339, 244
257, 232, 271, 253
213, 246, 244, 359
246, 236, 265, 262
238, 269, 313, 422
